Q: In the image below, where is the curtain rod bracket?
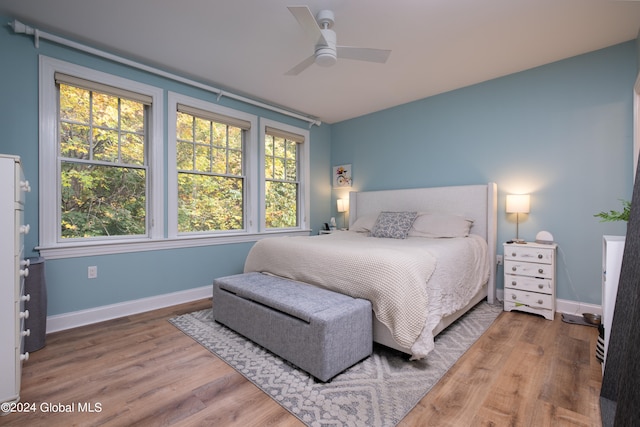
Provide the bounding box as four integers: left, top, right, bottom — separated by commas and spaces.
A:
8, 20, 39, 48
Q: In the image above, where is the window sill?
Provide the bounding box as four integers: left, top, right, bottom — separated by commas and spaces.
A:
36, 229, 312, 259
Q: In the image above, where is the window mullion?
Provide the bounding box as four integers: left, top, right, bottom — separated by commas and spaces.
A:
209, 121, 214, 173
117, 98, 122, 163
225, 124, 230, 174
191, 116, 196, 170
89, 91, 94, 160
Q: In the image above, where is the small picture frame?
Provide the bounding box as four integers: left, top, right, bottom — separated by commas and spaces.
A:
333, 164, 352, 188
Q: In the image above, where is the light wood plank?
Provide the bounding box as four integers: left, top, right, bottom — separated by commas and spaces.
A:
1, 301, 601, 426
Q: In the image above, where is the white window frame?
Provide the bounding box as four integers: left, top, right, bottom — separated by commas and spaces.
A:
260, 119, 310, 232
167, 92, 259, 238
38, 56, 164, 258
37, 58, 311, 260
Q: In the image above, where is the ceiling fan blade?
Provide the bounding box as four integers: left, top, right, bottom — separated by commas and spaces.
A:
287, 6, 325, 44
336, 46, 391, 63
285, 55, 316, 76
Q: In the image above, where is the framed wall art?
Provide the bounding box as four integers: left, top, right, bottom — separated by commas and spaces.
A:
333, 164, 352, 188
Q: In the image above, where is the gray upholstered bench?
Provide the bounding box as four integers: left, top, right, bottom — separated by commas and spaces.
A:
212, 272, 372, 382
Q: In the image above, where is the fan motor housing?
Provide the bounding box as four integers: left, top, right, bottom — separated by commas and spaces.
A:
316, 10, 335, 28
315, 29, 337, 66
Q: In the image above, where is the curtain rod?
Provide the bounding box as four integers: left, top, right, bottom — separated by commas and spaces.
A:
8, 19, 322, 128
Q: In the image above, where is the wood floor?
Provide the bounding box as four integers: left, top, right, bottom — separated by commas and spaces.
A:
0, 299, 602, 427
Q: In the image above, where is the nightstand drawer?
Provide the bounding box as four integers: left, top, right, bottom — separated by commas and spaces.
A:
504, 245, 554, 264
505, 275, 553, 295
504, 260, 553, 279
504, 288, 554, 310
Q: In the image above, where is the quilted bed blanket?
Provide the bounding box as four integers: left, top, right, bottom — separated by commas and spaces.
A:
244, 231, 489, 358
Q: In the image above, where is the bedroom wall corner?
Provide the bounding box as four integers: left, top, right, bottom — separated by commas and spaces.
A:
0, 18, 334, 318
330, 41, 636, 307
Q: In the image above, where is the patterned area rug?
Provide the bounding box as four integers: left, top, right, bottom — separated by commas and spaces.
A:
169, 302, 502, 427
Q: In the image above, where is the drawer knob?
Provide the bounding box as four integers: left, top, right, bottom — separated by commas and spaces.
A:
538, 254, 543, 259
512, 281, 517, 286
512, 294, 517, 300
538, 268, 544, 274
537, 299, 544, 305
512, 266, 517, 272
512, 252, 516, 257
538, 284, 544, 289
20, 180, 31, 193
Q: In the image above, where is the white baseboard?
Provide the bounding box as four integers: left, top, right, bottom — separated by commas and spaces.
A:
48, 287, 601, 334
555, 298, 602, 316
495, 289, 601, 316
46, 286, 212, 334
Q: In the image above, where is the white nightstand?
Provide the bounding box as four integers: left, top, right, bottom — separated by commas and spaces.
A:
503, 242, 557, 321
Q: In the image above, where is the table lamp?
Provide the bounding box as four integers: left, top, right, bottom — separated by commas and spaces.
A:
506, 194, 530, 243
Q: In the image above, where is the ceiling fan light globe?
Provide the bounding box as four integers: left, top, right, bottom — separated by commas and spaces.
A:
315, 50, 337, 67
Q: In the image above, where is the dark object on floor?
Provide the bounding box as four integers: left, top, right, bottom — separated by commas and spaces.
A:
561, 313, 597, 328
582, 313, 602, 326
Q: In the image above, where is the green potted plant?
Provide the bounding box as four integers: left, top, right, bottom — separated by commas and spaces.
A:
594, 199, 631, 222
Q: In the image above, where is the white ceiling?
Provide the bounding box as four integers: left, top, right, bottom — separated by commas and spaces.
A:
2, 0, 640, 124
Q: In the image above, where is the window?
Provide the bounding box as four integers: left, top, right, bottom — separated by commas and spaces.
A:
261, 119, 310, 232
39, 56, 164, 256
264, 126, 303, 229
175, 104, 249, 233
167, 92, 258, 238
169, 97, 310, 237
38, 57, 310, 259
57, 74, 150, 239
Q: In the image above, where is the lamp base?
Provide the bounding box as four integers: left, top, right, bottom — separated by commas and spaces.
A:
514, 239, 527, 244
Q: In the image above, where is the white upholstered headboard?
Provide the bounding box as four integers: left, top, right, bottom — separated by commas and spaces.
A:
348, 183, 498, 302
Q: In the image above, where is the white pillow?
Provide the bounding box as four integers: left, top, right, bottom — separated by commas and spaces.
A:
350, 214, 379, 233
408, 213, 473, 238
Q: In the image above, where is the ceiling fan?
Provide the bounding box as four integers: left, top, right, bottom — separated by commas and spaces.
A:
285, 6, 391, 76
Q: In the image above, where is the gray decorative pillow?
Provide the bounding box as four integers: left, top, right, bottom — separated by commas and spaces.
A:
370, 211, 418, 239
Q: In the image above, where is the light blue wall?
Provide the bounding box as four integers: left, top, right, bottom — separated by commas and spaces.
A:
1, 15, 634, 314
0, 17, 332, 315
331, 42, 636, 305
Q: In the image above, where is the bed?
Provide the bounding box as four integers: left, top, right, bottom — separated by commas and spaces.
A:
244, 183, 497, 359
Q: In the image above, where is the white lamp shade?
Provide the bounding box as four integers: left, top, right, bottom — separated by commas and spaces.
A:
337, 198, 349, 213
506, 194, 530, 213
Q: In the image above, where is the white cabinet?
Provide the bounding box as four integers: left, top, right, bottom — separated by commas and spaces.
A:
602, 235, 625, 372
0, 155, 31, 406
503, 242, 557, 321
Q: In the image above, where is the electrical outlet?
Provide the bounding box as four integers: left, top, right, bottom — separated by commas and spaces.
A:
496, 255, 503, 266
88, 266, 98, 279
